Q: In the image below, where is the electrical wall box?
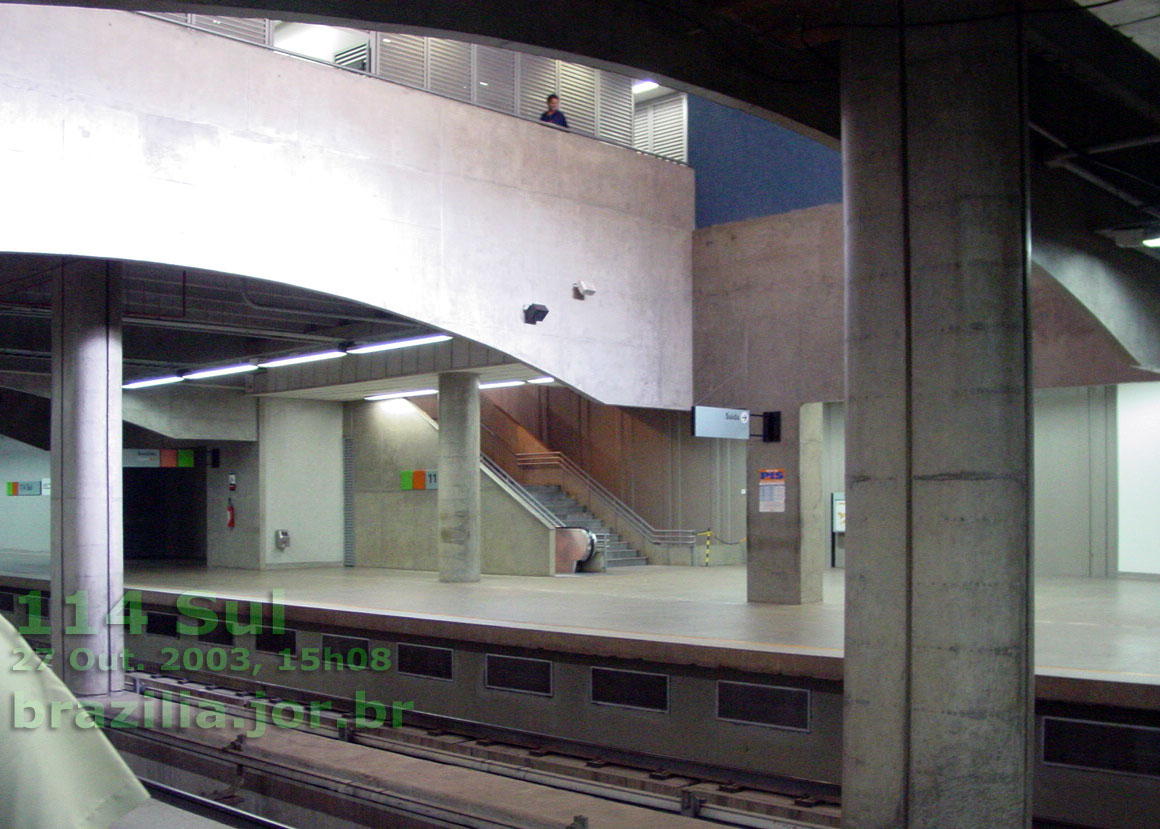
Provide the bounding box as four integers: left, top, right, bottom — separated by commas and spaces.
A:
274, 530, 291, 549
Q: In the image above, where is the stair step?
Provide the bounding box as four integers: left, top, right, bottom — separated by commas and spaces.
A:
606, 556, 649, 567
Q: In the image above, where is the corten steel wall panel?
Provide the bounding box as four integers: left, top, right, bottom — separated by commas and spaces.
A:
0, 6, 694, 411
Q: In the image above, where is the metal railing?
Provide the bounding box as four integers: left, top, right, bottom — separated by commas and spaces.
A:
479, 454, 562, 528
516, 451, 699, 550
138, 12, 689, 165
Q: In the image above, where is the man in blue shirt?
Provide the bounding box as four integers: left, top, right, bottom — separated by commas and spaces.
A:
540, 94, 569, 128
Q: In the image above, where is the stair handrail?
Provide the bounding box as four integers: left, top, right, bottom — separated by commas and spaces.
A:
480, 454, 564, 528
516, 451, 698, 547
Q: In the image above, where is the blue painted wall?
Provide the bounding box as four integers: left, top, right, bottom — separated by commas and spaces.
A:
687, 95, 842, 228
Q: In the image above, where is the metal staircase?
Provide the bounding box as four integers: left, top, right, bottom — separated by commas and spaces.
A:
524, 485, 649, 567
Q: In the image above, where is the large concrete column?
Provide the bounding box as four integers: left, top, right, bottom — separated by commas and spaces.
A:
746, 413, 824, 604
438, 372, 481, 582
841, 3, 1033, 826
50, 260, 125, 696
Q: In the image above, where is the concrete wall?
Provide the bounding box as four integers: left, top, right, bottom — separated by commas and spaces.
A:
350, 399, 554, 575
694, 203, 844, 602
822, 402, 845, 567
124, 386, 258, 442
693, 201, 1159, 599
0, 435, 50, 553
1117, 381, 1160, 575
0, 4, 694, 410
259, 398, 344, 567
1034, 386, 1116, 577
206, 442, 261, 569
814, 389, 1117, 578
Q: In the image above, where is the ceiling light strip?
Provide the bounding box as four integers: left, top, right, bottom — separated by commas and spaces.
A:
365, 388, 439, 401
347, 334, 452, 355
479, 380, 526, 390
183, 364, 260, 381
121, 376, 184, 390
257, 350, 346, 369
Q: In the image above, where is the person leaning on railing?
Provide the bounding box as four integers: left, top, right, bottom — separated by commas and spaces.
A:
540, 94, 569, 129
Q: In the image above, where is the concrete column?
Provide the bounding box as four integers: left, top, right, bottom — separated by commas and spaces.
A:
438, 372, 481, 582
746, 412, 824, 604
50, 259, 125, 696
841, 2, 1033, 826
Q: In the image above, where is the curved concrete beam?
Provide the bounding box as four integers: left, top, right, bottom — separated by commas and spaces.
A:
0, 6, 694, 409
1031, 166, 1160, 374
4, 0, 842, 144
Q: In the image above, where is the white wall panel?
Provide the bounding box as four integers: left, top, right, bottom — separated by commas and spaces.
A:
259, 399, 344, 566
1117, 381, 1160, 574
0, 436, 50, 554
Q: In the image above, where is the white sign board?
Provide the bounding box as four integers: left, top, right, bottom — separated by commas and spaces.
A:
692, 406, 750, 440
832, 492, 846, 533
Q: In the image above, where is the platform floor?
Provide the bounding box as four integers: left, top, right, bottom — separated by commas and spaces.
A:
3, 553, 1158, 686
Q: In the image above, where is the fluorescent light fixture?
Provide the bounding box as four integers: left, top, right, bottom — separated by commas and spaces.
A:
479, 380, 526, 390
257, 350, 346, 369
528, 376, 555, 384
122, 375, 184, 390
183, 364, 259, 381
365, 388, 438, 401
632, 80, 659, 94
1100, 225, 1160, 249
347, 334, 452, 355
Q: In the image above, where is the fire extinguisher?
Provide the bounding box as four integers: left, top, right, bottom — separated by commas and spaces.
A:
227, 498, 236, 529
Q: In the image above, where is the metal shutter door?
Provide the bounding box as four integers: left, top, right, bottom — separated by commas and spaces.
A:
518, 54, 558, 121
190, 16, 269, 45
428, 38, 472, 102
596, 70, 633, 146
558, 62, 597, 135
375, 32, 426, 89
473, 45, 517, 114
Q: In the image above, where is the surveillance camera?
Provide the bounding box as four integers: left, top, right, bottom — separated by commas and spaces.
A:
572, 281, 596, 299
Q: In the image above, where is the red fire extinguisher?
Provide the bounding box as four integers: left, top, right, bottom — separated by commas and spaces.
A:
227, 498, 236, 529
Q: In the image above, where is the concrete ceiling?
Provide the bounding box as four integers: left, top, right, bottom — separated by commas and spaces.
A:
0, 254, 527, 390
1084, 0, 1160, 56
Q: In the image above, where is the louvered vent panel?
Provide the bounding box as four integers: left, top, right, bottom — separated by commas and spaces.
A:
190, 16, 269, 45
334, 42, 370, 72
634, 106, 652, 153
558, 62, 597, 135
473, 45, 517, 114
428, 38, 472, 102
518, 54, 558, 121
649, 94, 687, 162
143, 12, 190, 24
596, 70, 634, 146
376, 33, 426, 89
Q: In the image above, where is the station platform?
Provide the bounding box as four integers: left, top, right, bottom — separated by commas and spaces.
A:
3, 555, 1158, 708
